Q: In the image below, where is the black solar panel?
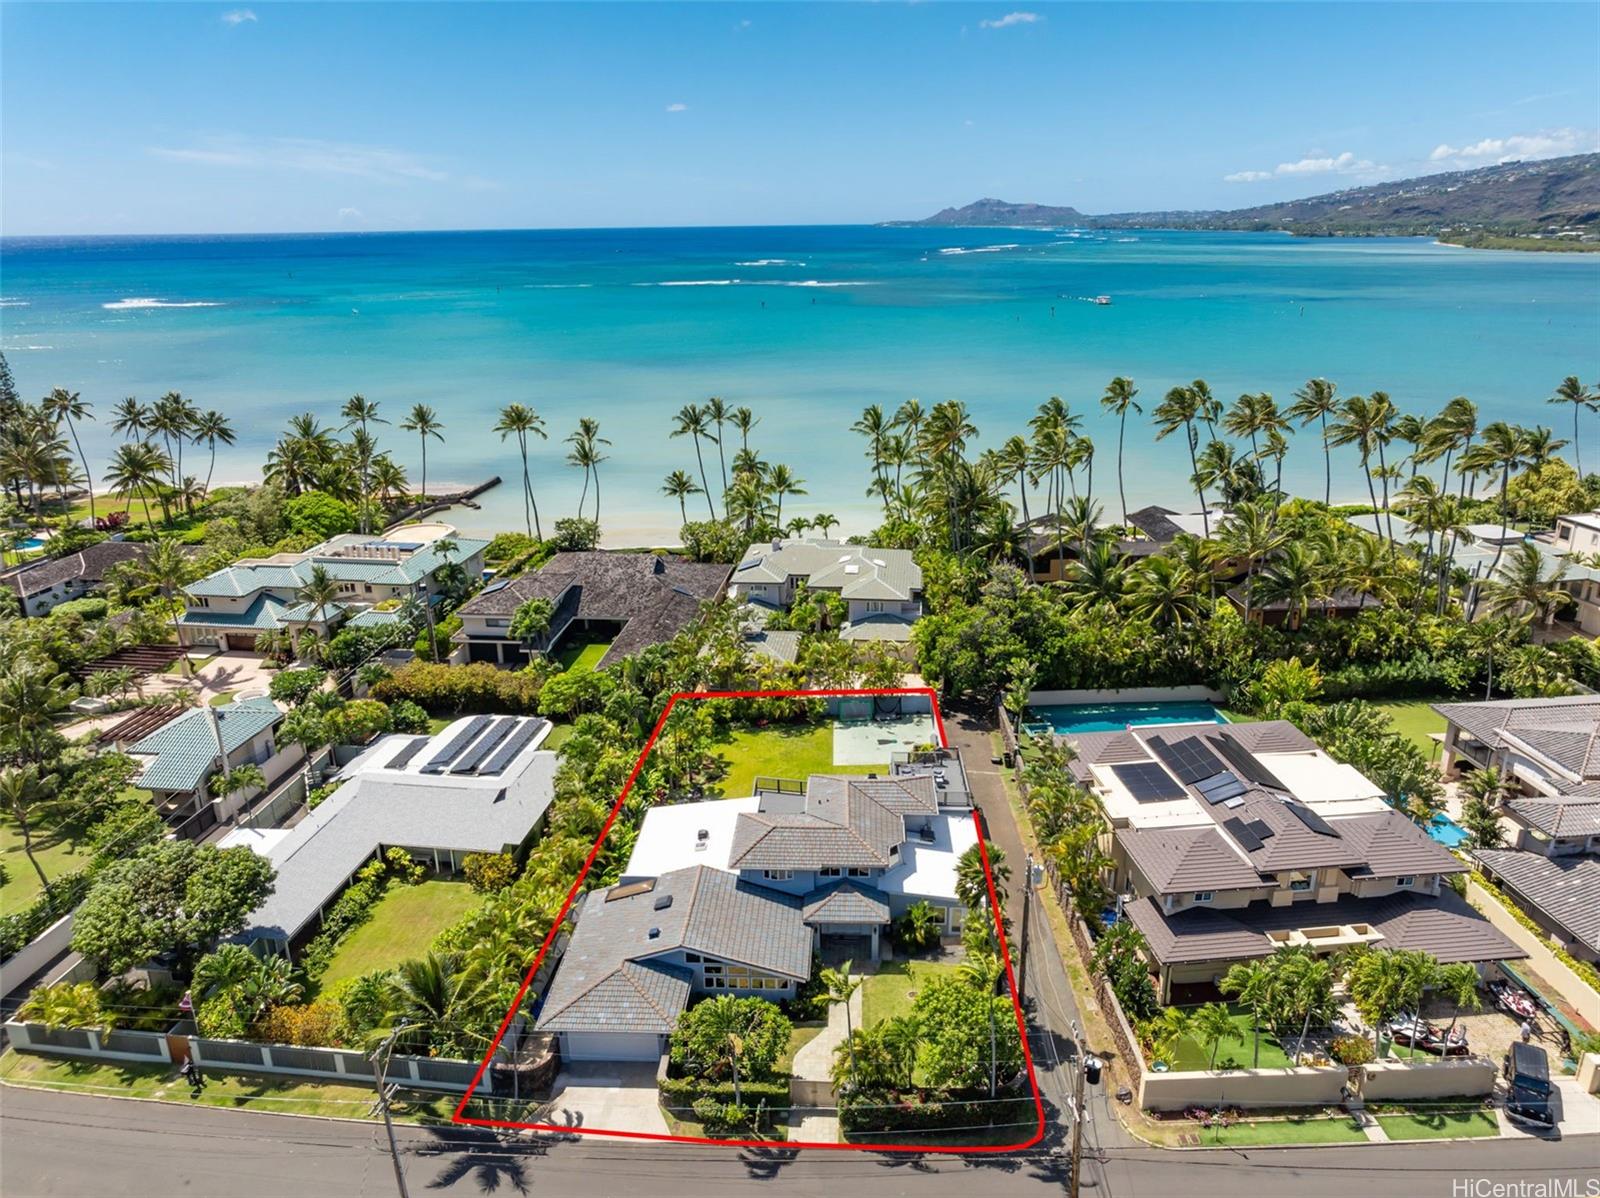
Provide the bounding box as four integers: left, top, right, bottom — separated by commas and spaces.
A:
1246, 818, 1276, 840
1211, 732, 1289, 791
1146, 735, 1225, 785
1222, 816, 1264, 852
1111, 761, 1187, 801
1284, 802, 1340, 837
450, 717, 518, 774
479, 718, 547, 776
386, 736, 430, 770
1194, 772, 1247, 804
421, 715, 491, 773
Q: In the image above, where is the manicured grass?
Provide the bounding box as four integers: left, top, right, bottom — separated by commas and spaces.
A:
861, 960, 963, 1026
1220, 700, 1447, 759
426, 715, 454, 734
542, 721, 575, 752
1164, 1004, 1294, 1071
1189, 1114, 1368, 1146
314, 879, 482, 991
554, 638, 612, 673
712, 722, 882, 799
207, 690, 236, 707
0, 815, 90, 915
0, 1049, 459, 1122
1376, 1109, 1499, 1140
777, 1022, 826, 1074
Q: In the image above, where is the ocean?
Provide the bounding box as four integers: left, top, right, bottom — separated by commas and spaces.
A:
2, 226, 1596, 544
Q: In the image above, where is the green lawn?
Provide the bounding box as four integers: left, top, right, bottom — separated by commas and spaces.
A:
426, 715, 454, 734
1188, 1114, 1368, 1146
1164, 1004, 1294, 1071
777, 1022, 826, 1074
861, 960, 963, 1026
0, 1049, 459, 1122
542, 721, 575, 752
1376, 1108, 1499, 1140
553, 638, 612, 673
712, 722, 884, 799
0, 815, 91, 915
1221, 699, 1447, 759
207, 690, 236, 707
314, 879, 482, 991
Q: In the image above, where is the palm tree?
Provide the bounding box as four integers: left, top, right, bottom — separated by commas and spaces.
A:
879, 1014, 922, 1090
820, 961, 863, 1090
1219, 501, 1286, 622
1252, 541, 1326, 630
190, 409, 235, 503
103, 441, 170, 528
893, 397, 926, 470
149, 391, 197, 492
109, 396, 151, 441
0, 765, 60, 899
1347, 949, 1429, 1052
1220, 959, 1274, 1068
955, 840, 1009, 911
295, 563, 343, 640
705, 396, 732, 498
340, 394, 387, 532
1142, 1006, 1193, 1068
811, 512, 839, 538
766, 463, 806, 527
1548, 376, 1597, 477
660, 469, 703, 526
369, 455, 409, 506
1286, 378, 1339, 505
1152, 384, 1209, 535
1461, 421, 1530, 618
128, 537, 201, 674
1099, 376, 1141, 530
997, 435, 1036, 572
1327, 394, 1392, 544
670, 403, 718, 519
1481, 543, 1572, 626
1190, 1002, 1236, 1071
41, 388, 96, 523
730, 405, 759, 455
381, 950, 493, 1056
564, 418, 610, 523
209, 762, 267, 817
1433, 961, 1482, 1043
399, 403, 444, 500
853, 404, 892, 511
493, 403, 549, 539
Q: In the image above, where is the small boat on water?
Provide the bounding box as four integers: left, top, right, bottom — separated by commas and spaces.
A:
1092, 295, 1112, 306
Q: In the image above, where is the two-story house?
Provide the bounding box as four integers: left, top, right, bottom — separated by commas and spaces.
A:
1435, 695, 1600, 964
178, 522, 487, 652
1546, 511, 1600, 635
729, 539, 922, 643
1061, 720, 1522, 1002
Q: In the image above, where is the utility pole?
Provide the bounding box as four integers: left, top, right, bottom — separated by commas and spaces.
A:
370, 1023, 414, 1198
1018, 853, 1039, 1012
1068, 1019, 1102, 1198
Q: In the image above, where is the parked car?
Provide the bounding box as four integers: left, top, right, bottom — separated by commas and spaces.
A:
1502, 1042, 1555, 1129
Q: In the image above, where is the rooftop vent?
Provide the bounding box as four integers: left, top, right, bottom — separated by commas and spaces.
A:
653, 894, 674, 910
696, 828, 709, 841
647, 927, 661, 940
871, 559, 886, 567
844, 564, 860, 574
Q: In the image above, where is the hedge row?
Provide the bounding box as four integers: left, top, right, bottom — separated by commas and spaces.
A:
839, 1090, 1035, 1135
371, 660, 544, 715
657, 1077, 790, 1108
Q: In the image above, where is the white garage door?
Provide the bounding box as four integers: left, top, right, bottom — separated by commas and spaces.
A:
561, 1031, 663, 1063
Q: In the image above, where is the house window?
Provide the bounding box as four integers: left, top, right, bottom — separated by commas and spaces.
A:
1395, 875, 1415, 887
364, 584, 373, 593
1192, 891, 1214, 903
1288, 873, 1313, 892
865, 601, 883, 613
818, 867, 842, 878
847, 868, 870, 878
763, 869, 793, 881
684, 953, 702, 963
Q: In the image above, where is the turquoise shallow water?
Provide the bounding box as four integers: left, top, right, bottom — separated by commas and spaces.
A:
2, 226, 1596, 542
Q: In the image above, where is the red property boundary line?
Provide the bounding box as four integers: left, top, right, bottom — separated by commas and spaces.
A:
451, 686, 1045, 1153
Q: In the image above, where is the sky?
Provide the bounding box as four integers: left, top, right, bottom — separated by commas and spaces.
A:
2, 2, 1597, 235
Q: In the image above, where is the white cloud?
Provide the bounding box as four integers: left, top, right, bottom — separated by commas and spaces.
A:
150, 136, 453, 184
221, 9, 257, 25
979, 11, 1041, 29
666, 103, 688, 113
1223, 150, 1381, 182
1429, 127, 1598, 165
337, 207, 362, 219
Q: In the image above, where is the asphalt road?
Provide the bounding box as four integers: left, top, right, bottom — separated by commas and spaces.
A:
4, 1086, 1599, 1198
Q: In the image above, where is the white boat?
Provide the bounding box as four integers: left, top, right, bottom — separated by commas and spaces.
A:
1092, 295, 1112, 306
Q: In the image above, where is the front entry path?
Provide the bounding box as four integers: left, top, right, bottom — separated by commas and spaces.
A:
787, 980, 862, 1143
541, 1061, 668, 1137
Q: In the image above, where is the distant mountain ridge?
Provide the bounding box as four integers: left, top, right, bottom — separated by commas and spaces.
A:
892, 154, 1600, 241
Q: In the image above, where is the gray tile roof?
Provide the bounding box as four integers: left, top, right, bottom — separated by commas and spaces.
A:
1065, 720, 1318, 765
743, 628, 803, 664
1125, 887, 1526, 967
5, 540, 148, 598
1117, 826, 1265, 892
458, 551, 732, 668
1126, 505, 1185, 542
1504, 798, 1600, 839
840, 614, 916, 642
1337, 810, 1467, 878
1472, 849, 1600, 954
536, 866, 811, 1035
130, 697, 282, 793
802, 880, 891, 925
236, 719, 554, 944
732, 539, 921, 602
1433, 697, 1600, 789
729, 775, 914, 870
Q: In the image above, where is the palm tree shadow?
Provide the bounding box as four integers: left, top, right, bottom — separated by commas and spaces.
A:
416, 1125, 538, 1195
738, 1145, 800, 1178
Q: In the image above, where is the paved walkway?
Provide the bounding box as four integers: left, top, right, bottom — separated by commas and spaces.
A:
786, 984, 858, 1143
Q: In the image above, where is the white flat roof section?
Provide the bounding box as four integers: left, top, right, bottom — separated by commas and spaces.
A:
1258, 752, 1389, 812
880, 813, 979, 905
621, 797, 758, 880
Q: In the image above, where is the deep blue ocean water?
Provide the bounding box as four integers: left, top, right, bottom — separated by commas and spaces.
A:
2, 225, 1596, 542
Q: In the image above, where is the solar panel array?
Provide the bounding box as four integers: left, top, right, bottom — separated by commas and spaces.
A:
1221, 816, 1264, 852
1210, 732, 1289, 792
1285, 802, 1341, 837
420, 715, 491, 774
1146, 735, 1224, 784
1110, 761, 1187, 802
1194, 771, 1248, 804
449, 717, 519, 774
1245, 818, 1276, 841
480, 718, 548, 776
386, 736, 431, 770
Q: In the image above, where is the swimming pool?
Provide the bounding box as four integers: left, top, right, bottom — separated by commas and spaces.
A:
1025, 701, 1227, 735
1427, 813, 1469, 848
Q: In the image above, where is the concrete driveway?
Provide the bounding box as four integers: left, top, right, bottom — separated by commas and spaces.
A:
540, 1062, 668, 1136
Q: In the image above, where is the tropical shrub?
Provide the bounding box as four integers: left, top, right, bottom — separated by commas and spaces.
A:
283, 491, 356, 539
669, 995, 792, 1082
1330, 1034, 1375, 1065
269, 667, 327, 706
323, 698, 392, 745
462, 851, 517, 893
893, 901, 944, 952
678, 519, 755, 565
17, 981, 111, 1029
387, 698, 431, 733
1091, 921, 1160, 1022
254, 998, 344, 1047
371, 660, 546, 715
49, 597, 108, 620
197, 994, 247, 1039
548, 517, 601, 552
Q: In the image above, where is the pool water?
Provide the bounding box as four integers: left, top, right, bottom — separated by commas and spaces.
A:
1025, 701, 1227, 735
1427, 813, 1469, 848
18, 536, 45, 551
